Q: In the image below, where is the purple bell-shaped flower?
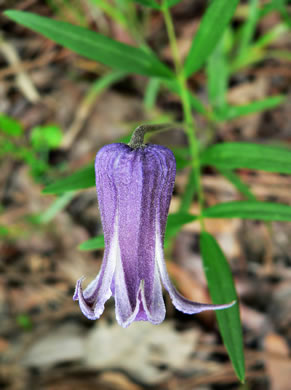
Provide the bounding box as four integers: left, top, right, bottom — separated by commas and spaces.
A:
74, 126, 234, 327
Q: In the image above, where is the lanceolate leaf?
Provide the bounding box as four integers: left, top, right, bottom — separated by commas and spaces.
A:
79, 235, 105, 251
207, 37, 228, 114
43, 164, 95, 194
144, 79, 161, 110
218, 169, 256, 201
236, 0, 260, 61
164, 212, 197, 247
39, 191, 76, 223
219, 95, 285, 121
201, 142, 291, 174
4, 10, 173, 79
200, 232, 245, 382
171, 147, 191, 170
204, 201, 291, 221
184, 0, 239, 77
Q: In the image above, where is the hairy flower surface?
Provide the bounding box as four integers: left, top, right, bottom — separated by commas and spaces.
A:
74, 143, 234, 327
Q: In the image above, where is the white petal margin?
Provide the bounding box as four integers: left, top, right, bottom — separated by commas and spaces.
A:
155, 224, 236, 314
73, 216, 119, 320
140, 260, 166, 325
114, 238, 142, 328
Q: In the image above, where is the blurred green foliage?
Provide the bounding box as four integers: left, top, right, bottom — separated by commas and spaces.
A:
0, 114, 63, 180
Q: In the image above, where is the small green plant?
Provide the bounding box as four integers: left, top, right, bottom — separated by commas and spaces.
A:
4, 0, 291, 382
0, 113, 63, 180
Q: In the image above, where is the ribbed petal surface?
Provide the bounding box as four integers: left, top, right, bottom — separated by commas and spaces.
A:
112, 144, 174, 326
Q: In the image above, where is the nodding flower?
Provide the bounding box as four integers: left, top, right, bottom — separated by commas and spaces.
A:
74, 126, 235, 327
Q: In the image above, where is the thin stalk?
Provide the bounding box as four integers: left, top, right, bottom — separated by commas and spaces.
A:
161, 3, 205, 230
129, 123, 183, 149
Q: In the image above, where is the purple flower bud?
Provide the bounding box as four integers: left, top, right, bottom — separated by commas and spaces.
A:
73, 142, 234, 327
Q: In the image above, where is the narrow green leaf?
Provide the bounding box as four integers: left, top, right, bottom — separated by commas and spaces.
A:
85, 70, 128, 104
219, 95, 285, 121
144, 78, 161, 111
165, 212, 197, 247
43, 164, 95, 194
201, 142, 291, 174
260, 0, 291, 27
253, 23, 287, 51
200, 232, 245, 382
207, 37, 228, 115
79, 235, 105, 251
260, 0, 286, 18
236, 0, 260, 60
38, 191, 76, 223
0, 114, 23, 136
204, 201, 291, 221
184, 0, 239, 77
218, 169, 256, 201
5, 10, 173, 79
231, 24, 288, 72
133, 0, 160, 9
171, 147, 191, 170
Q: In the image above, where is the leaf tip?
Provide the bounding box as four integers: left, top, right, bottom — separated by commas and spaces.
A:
3, 10, 17, 18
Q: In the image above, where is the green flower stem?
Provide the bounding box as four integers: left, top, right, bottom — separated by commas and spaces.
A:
162, 3, 205, 230
129, 123, 182, 149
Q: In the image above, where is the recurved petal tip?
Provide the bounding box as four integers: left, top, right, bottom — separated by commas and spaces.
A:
214, 299, 236, 310
73, 276, 85, 301
73, 277, 101, 320
156, 230, 237, 315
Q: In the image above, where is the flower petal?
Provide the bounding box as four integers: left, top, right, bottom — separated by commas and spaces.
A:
73, 276, 96, 320
73, 216, 119, 320
114, 247, 142, 328
139, 263, 166, 324
155, 226, 235, 314
95, 143, 127, 245
151, 145, 176, 240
